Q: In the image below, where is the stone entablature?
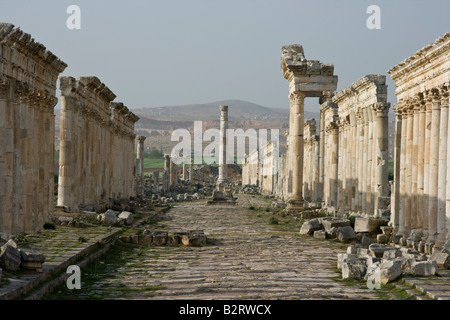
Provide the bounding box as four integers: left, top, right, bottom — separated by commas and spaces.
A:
57, 76, 139, 211
0, 23, 67, 235
333, 75, 390, 216
388, 32, 450, 250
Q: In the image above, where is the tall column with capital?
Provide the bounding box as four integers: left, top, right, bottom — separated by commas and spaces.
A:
409, 100, 420, 239
318, 106, 325, 203
422, 91, 433, 242
374, 102, 390, 216
326, 122, 339, 208
398, 105, 408, 238
391, 104, 402, 233
445, 86, 450, 243
287, 92, 306, 212
217, 105, 229, 186
437, 86, 448, 247
417, 96, 426, 238
427, 88, 441, 246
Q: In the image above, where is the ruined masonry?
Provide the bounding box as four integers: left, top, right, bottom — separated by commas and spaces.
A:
0, 23, 67, 235
57, 77, 139, 212
389, 32, 450, 251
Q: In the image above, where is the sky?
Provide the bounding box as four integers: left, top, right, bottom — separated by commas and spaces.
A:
1, 0, 449, 113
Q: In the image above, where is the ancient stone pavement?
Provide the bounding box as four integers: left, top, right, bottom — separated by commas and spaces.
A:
42, 194, 427, 300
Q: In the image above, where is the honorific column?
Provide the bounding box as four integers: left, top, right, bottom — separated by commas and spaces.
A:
217, 105, 229, 185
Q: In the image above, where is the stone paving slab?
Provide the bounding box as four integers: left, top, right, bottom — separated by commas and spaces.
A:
0, 225, 121, 300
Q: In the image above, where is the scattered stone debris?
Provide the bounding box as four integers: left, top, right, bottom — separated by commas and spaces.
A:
119, 229, 207, 247
0, 239, 46, 273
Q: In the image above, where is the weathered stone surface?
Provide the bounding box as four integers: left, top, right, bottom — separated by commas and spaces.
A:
118, 211, 134, 225
337, 226, 356, 243
380, 226, 393, 235
19, 248, 45, 263
323, 219, 350, 233
326, 226, 338, 239
369, 243, 397, 258
430, 251, 450, 269
359, 235, 376, 248
382, 248, 402, 259
411, 261, 438, 276
0, 240, 21, 271
138, 235, 153, 245
99, 210, 119, 225
314, 230, 326, 240
152, 231, 169, 246
342, 258, 367, 280
337, 253, 357, 269
377, 234, 390, 244
172, 232, 188, 245
378, 259, 402, 284
354, 217, 385, 233
299, 219, 322, 235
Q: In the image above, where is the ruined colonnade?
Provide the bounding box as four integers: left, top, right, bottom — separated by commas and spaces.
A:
0, 23, 67, 235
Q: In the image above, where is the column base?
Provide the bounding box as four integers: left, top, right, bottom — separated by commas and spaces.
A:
286, 199, 304, 214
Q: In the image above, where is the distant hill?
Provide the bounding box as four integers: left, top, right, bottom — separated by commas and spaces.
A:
132, 99, 319, 122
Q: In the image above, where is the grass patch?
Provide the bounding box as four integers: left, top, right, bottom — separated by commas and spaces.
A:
269, 217, 279, 225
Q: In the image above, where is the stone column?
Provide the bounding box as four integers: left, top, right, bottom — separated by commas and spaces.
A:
417, 96, 426, 238
423, 91, 433, 242
318, 106, 325, 203
374, 103, 390, 216
136, 135, 146, 196
153, 170, 159, 192
427, 88, 441, 245
437, 86, 448, 247
217, 105, 229, 185
287, 92, 306, 212
410, 102, 420, 237
397, 106, 408, 238
361, 108, 369, 214
312, 135, 320, 203
445, 86, 450, 243
189, 156, 194, 182
327, 122, 339, 209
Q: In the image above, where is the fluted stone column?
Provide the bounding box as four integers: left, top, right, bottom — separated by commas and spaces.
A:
437, 87, 448, 247
318, 106, 325, 203
428, 89, 441, 245
217, 105, 229, 185
374, 103, 390, 216
417, 97, 426, 238
287, 92, 306, 212
398, 106, 408, 238
327, 122, 339, 208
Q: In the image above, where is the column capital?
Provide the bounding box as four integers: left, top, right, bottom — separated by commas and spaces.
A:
431, 88, 441, 109
440, 85, 449, 107
289, 91, 306, 104
373, 102, 390, 117
326, 121, 339, 134
136, 135, 147, 142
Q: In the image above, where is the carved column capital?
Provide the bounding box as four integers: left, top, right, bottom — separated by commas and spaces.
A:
289, 91, 306, 104
373, 102, 390, 117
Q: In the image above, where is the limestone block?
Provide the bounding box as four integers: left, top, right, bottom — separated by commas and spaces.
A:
347, 245, 358, 254
359, 235, 377, 248
137, 235, 153, 245
323, 219, 350, 233
443, 240, 450, 254
430, 251, 450, 269
118, 211, 134, 225
299, 218, 322, 235
99, 210, 119, 225
411, 261, 438, 276
378, 259, 403, 284
337, 253, 357, 269
364, 262, 380, 281
0, 239, 21, 271
354, 217, 386, 233
369, 243, 397, 258
326, 226, 338, 239
172, 232, 188, 245
382, 248, 402, 259
313, 230, 326, 240
337, 226, 356, 243
377, 234, 390, 244
181, 230, 207, 247
342, 258, 367, 280
19, 248, 45, 263
366, 256, 382, 267
152, 231, 168, 246
380, 226, 393, 235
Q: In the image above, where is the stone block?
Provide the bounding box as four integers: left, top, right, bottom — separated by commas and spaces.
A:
138, 235, 153, 245
379, 259, 402, 284
99, 210, 118, 225
443, 240, 450, 254
182, 231, 206, 247
380, 226, 393, 235
354, 217, 383, 233
337, 226, 356, 243
411, 261, 438, 276
347, 245, 358, 254
342, 258, 367, 280
366, 256, 382, 267
337, 253, 357, 269
118, 211, 134, 225
313, 230, 326, 240
323, 219, 350, 233
326, 226, 338, 239
152, 231, 168, 246
382, 248, 402, 259
357, 248, 369, 256
299, 218, 322, 235
172, 232, 188, 245
369, 243, 397, 258
430, 251, 450, 269
377, 234, 390, 244
0, 239, 21, 271
19, 248, 45, 263
359, 235, 377, 248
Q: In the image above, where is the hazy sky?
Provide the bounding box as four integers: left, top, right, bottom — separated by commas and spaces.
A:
1, 0, 449, 113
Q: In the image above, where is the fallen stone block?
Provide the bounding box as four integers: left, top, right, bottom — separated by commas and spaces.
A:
377, 234, 390, 244
369, 243, 397, 258
359, 235, 377, 248
138, 235, 153, 245
354, 217, 385, 233
337, 226, 356, 243
411, 261, 438, 276
118, 211, 134, 225
337, 253, 357, 269
443, 240, 450, 254
323, 219, 350, 233
342, 258, 367, 280
99, 210, 119, 225
299, 219, 322, 235
430, 251, 450, 269
182, 231, 207, 247
379, 259, 403, 284
356, 248, 369, 256
0, 239, 21, 271
172, 232, 188, 245
347, 245, 358, 255
314, 230, 326, 240
382, 248, 402, 259
380, 226, 393, 235
326, 226, 338, 239
366, 256, 382, 267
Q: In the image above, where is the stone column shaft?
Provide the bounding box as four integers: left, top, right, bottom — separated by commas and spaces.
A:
437, 88, 448, 247
217, 105, 228, 185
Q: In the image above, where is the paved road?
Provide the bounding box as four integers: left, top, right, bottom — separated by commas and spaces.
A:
45, 194, 402, 300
